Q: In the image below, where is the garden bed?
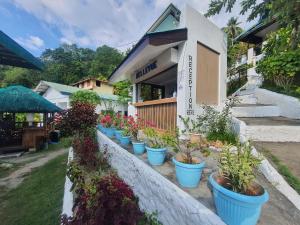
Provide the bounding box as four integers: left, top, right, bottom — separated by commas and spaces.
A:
97, 130, 300, 225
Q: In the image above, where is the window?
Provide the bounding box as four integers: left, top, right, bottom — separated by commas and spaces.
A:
96, 80, 101, 87
196, 42, 219, 105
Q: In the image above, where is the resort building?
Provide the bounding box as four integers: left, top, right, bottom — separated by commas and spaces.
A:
108, 4, 227, 130
35, 80, 128, 114
72, 77, 114, 95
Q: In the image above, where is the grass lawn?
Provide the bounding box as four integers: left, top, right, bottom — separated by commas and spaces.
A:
0, 153, 68, 225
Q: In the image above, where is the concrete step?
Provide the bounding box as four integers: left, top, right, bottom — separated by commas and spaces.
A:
236, 94, 257, 104
238, 117, 300, 142
232, 104, 280, 117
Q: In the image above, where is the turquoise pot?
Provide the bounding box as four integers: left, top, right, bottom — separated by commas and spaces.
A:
145, 146, 166, 166
97, 124, 103, 131
172, 157, 205, 188
102, 127, 107, 134
209, 173, 269, 225
105, 127, 114, 138
132, 142, 145, 155
115, 130, 123, 140
120, 136, 131, 146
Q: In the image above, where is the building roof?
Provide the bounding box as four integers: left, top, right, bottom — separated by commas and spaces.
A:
108, 3, 186, 83
108, 28, 187, 82
72, 77, 109, 86
0, 85, 61, 113
0, 31, 44, 70
235, 19, 278, 44
35, 80, 80, 95
35, 80, 123, 101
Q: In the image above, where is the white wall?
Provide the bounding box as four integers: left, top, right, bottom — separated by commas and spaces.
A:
255, 88, 300, 119
43, 87, 70, 109
176, 4, 227, 130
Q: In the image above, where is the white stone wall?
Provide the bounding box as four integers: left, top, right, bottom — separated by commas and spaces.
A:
97, 131, 224, 225
255, 88, 300, 119
62, 148, 74, 217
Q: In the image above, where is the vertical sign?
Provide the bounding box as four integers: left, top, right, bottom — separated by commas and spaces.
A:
187, 55, 194, 115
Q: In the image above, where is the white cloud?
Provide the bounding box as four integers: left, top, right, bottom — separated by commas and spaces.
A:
11, 0, 256, 51
16, 35, 45, 50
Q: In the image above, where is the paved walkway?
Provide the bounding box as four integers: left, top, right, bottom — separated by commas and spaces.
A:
254, 142, 300, 179
0, 148, 68, 190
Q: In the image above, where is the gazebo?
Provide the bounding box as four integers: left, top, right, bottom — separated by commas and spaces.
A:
0, 86, 62, 152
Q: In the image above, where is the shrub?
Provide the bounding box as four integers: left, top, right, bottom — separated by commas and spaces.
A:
61, 174, 143, 225
64, 102, 98, 135
218, 142, 262, 194
70, 90, 100, 106
256, 49, 300, 91
144, 127, 166, 148
196, 98, 238, 144
100, 114, 113, 128
72, 132, 99, 169
127, 115, 144, 141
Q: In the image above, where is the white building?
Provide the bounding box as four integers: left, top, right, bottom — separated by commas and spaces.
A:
35, 80, 128, 115
108, 4, 227, 131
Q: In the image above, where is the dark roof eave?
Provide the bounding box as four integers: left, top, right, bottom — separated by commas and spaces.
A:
108, 28, 188, 81
235, 19, 277, 44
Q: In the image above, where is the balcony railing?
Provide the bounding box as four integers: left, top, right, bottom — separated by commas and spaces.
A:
134, 97, 177, 131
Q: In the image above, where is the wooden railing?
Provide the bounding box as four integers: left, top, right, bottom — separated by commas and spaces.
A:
134, 97, 177, 131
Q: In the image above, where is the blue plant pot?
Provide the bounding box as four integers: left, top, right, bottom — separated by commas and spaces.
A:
115, 130, 123, 140
120, 136, 131, 146
145, 146, 167, 166
101, 127, 107, 134
105, 127, 114, 138
209, 173, 269, 225
172, 157, 205, 188
97, 124, 102, 131
132, 142, 145, 155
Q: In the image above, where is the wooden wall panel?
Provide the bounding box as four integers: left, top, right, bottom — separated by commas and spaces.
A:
196, 42, 219, 105
136, 98, 176, 131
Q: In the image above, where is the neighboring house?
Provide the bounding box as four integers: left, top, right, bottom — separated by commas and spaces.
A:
72, 78, 114, 95
35, 80, 128, 114
235, 18, 279, 86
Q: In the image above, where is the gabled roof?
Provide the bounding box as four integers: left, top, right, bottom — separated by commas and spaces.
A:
0, 85, 61, 113
108, 3, 186, 83
35, 80, 80, 95
35, 80, 123, 101
0, 31, 44, 70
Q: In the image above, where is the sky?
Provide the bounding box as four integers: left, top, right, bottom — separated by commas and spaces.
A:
0, 0, 256, 57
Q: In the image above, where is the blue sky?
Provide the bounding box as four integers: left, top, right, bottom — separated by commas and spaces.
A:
0, 0, 254, 57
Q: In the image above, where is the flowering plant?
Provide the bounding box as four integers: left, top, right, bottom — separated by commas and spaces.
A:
113, 113, 123, 130
100, 114, 113, 128
127, 115, 144, 141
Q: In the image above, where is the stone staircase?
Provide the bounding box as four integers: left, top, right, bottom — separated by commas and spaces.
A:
231, 73, 300, 142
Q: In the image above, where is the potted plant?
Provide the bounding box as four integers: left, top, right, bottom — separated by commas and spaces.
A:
128, 116, 145, 155
165, 129, 206, 188
100, 114, 114, 138
179, 115, 202, 144
119, 126, 131, 146
209, 142, 269, 225
144, 127, 167, 166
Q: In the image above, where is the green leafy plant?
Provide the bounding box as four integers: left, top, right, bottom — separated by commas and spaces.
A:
256, 49, 300, 91
178, 115, 199, 134
143, 127, 166, 149
70, 90, 100, 106
196, 98, 238, 144
121, 126, 131, 137
218, 142, 262, 194
164, 129, 199, 164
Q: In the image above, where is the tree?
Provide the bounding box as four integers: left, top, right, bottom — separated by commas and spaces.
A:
206, 0, 300, 49
89, 45, 124, 78
222, 17, 243, 46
